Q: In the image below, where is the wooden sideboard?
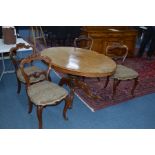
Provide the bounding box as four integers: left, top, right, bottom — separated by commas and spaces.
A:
81, 26, 138, 57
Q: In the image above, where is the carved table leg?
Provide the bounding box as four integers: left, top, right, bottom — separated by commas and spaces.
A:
72, 78, 101, 99
68, 89, 75, 109
63, 95, 73, 120
59, 77, 72, 87
59, 75, 101, 103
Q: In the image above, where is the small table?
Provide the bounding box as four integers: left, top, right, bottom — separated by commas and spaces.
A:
41, 47, 116, 104
0, 38, 31, 81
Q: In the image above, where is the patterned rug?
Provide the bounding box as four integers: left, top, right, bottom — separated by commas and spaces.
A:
60, 57, 155, 111
33, 41, 155, 111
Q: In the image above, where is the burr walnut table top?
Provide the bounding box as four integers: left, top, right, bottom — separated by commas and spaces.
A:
41, 47, 116, 77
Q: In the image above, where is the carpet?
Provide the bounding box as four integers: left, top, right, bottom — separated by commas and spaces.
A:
58, 57, 155, 111
33, 41, 155, 111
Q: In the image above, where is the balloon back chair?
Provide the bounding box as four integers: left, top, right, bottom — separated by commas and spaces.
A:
74, 35, 93, 50
104, 42, 139, 99
9, 43, 46, 94
20, 53, 72, 128
74, 35, 101, 81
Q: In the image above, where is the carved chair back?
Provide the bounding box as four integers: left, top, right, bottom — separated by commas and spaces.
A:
9, 43, 34, 72
74, 35, 93, 50
106, 42, 128, 64
19, 54, 52, 87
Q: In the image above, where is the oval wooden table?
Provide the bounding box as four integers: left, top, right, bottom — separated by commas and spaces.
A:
41, 47, 116, 107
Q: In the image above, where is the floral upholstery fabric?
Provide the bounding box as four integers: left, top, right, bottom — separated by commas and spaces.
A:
27, 81, 68, 106
17, 66, 45, 83
111, 64, 139, 80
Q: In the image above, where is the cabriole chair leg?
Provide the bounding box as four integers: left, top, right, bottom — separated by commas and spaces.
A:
17, 79, 21, 94
28, 98, 33, 113
104, 76, 110, 88
131, 77, 139, 97
112, 79, 121, 99
37, 105, 43, 129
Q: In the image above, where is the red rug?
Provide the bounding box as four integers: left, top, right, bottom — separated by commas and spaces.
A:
66, 57, 155, 111
34, 42, 155, 111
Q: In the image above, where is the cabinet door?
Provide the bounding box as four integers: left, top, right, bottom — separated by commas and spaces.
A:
123, 36, 137, 57
91, 38, 104, 53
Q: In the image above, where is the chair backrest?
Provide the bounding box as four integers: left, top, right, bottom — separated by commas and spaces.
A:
31, 26, 47, 52
105, 42, 128, 63
20, 53, 52, 86
74, 35, 93, 50
9, 43, 34, 71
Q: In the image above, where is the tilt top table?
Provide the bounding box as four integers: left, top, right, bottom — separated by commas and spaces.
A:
41, 47, 116, 105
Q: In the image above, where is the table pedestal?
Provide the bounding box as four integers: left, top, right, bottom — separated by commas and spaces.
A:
59, 75, 101, 108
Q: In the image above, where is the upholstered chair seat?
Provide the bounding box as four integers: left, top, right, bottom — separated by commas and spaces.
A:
104, 42, 139, 98
111, 64, 139, 80
9, 43, 36, 94
27, 80, 68, 106
20, 54, 72, 129
17, 66, 45, 83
